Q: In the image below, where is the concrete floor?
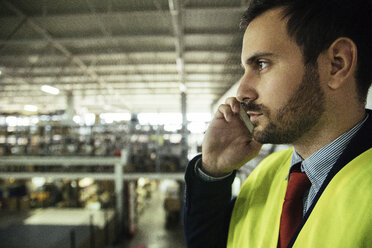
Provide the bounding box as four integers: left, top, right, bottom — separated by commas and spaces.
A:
0, 188, 185, 248
122, 189, 186, 248
0, 208, 115, 248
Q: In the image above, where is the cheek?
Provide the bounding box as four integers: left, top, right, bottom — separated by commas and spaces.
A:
259, 65, 304, 110
259, 78, 296, 111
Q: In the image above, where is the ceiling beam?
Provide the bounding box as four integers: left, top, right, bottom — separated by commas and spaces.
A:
0, 78, 233, 86
0, 6, 244, 19
241, 0, 252, 8
5, 63, 241, 72
0, 49, 239, 58
3, 72, 240, 80
212, 76, 243, 112
0, 31, 239, 46
0, 88, 225, 97
2, 0, 127, 110
0, 34, 172, 46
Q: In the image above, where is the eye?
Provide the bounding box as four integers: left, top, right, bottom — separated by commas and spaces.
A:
257, 60, 268, 71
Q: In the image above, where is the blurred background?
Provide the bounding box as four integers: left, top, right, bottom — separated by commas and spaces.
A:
0, 1, 371, 248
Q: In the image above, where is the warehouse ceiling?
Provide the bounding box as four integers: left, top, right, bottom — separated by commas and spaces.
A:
0, 0, 250, 115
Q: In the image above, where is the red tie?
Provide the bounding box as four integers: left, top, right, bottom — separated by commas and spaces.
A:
279, 170, 311, 248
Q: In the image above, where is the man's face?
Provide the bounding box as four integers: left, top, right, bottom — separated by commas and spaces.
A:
238, 8, 325, 144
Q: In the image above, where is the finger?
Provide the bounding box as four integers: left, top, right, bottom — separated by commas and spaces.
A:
216, 104, 235, 122
225, 97, 240, 114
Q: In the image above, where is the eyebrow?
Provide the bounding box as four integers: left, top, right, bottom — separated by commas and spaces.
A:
242, 52, 276, 66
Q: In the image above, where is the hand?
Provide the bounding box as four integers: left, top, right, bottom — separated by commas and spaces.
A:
201, 97, 262, 177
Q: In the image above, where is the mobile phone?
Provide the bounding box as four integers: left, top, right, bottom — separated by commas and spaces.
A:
239, 102, 254, 133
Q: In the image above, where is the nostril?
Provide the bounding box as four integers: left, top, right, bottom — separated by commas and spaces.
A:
240, 102, 248, 111
242, 97, 250, 103
239, 98, 251, 106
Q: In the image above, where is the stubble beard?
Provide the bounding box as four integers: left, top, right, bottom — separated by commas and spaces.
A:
252, 63, 325, 144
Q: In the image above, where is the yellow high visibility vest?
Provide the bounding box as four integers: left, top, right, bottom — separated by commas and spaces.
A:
227, 148, 372, 247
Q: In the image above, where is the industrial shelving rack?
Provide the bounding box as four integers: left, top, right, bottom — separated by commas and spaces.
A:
0, 121, 186, 234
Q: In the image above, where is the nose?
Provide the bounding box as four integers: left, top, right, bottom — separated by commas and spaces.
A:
236, 72, 258, 103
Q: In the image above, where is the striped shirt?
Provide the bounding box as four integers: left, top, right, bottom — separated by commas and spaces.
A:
290, 113, 369, 215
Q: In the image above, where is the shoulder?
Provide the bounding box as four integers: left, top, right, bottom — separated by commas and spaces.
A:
254, 147, 294, 175
262, 147, 294, 163
239, 147, 293, 193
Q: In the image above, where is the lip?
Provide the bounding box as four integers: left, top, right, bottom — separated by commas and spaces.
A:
247, 113, 262, 122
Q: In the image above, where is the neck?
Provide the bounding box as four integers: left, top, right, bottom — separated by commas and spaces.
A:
293, 107, 366, 159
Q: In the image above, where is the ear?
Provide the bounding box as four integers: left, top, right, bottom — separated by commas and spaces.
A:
326, 38, 357, 89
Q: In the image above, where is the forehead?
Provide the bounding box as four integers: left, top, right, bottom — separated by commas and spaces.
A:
242, 8, 302, 62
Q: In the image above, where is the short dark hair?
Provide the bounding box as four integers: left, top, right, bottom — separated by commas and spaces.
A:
240, 0, 372, 104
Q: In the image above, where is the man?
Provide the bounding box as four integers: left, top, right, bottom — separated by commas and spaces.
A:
183, 0, 371, 247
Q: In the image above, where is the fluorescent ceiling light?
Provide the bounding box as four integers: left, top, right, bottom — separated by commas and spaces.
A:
41, 85, 60, 95
176, 57, 183, 73
179, 83, 187, 92
24, 105, 38, 112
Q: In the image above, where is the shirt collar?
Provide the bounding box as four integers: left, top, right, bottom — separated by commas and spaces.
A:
288, 113, 369, 189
